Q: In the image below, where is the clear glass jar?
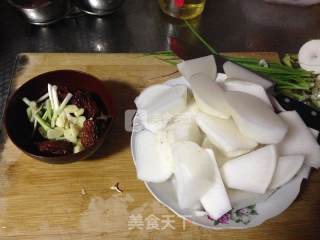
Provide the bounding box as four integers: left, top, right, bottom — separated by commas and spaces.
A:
159, 0, 206, 20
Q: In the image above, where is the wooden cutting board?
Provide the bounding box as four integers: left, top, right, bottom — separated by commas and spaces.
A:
0, 53, 319, 240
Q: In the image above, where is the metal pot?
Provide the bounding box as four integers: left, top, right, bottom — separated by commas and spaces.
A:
73, 0, 125, 16
7, 0, 71, 26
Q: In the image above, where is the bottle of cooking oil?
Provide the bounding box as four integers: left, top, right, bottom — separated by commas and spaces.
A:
159, 0, 206, 19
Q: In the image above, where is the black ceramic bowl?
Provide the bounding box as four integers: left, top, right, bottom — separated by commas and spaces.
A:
4, 70, 114, 163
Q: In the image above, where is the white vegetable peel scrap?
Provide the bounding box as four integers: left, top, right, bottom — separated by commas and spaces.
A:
110, 182, 123, 193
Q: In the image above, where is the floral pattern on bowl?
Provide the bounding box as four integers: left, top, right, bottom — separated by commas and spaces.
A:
209, 205, 258, 226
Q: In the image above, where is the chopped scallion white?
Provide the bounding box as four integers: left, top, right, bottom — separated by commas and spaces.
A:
37, 92, 49, 103
48, 84, 54, 110
52, 85, 60, 111
57, 93, 73, 114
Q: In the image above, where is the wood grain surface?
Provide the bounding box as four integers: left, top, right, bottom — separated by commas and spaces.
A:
0, 53, 319, 240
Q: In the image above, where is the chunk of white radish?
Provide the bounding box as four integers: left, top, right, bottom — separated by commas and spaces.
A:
200, 149, 232, 220
202, 138, 231, 166
298, 40, 320, 74
134, 130, 172, 182
227, 189, 274, 210
156, 131, 175, 171
177, 55, 217, 80
224, 79, 272, 107
172, 141, 214, 209
188, 73, 231, 119
226, 91, 288, 144
196, 112, 257, 157
137, 85, 188, 132
135, 84, 171, 109
223, 61, 274, 89
278, 111, 320, 169
166, 117, 203, 145
220, 145, 277, 194
269, 155, 304, 189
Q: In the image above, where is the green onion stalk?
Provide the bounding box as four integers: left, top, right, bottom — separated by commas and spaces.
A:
183, 20, 320, 109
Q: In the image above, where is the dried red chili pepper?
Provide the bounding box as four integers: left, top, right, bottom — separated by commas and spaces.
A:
80, 119, 100, 148
37, 140, 73, 156
71, 91, 100, 118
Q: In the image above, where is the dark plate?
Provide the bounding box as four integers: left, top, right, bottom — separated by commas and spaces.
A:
4, 70, 114, 164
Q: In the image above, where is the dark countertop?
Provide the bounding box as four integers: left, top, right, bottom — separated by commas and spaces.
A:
1, 0, 320, 114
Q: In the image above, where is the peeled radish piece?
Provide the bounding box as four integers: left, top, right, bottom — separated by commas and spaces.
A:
156, 131, 175, 170
135, 84, 171, 109
200, 149, 232, 220
162, 99, 203, 144
278, 111, 320, 169
138, 85, 188, 132
226, 91, 288, 144
172, 141, 214, 209
166, 118, 203, 145
196, 112, 257, 157
227, 189, 274, 210
298, 40, 320, 74
177, 55, 217, 80
202, 138, 231, 166
134, 130, 172, 182
223, 61, 273, 89
269, 155, 304, 189
188, 73, 231, 119
220, 145, 277, 194
224, 79, 272, 107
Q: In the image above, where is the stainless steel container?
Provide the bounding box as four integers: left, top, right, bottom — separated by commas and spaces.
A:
7, 0, 71, 26
73, 0, 125, 16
